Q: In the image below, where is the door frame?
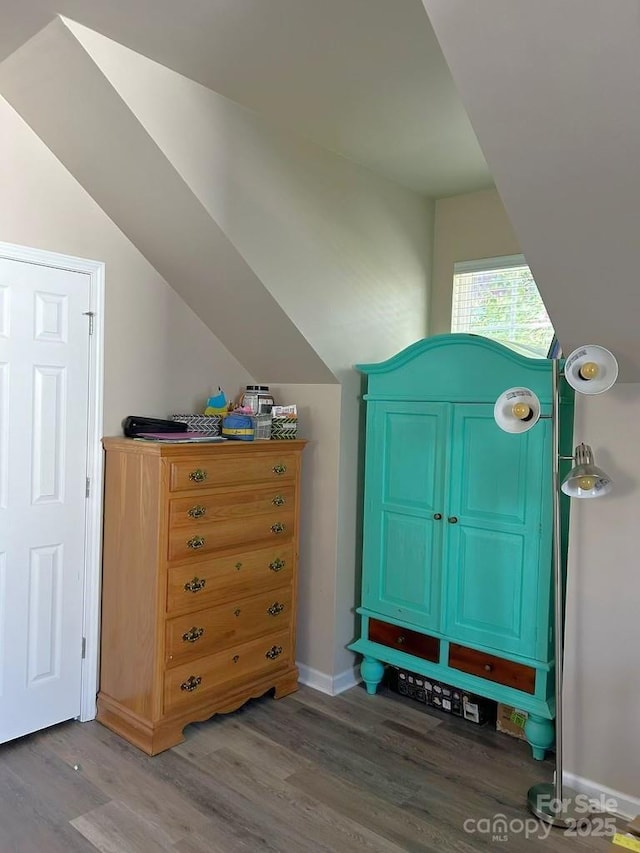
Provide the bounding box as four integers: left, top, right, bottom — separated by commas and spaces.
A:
0, 241, 104, 723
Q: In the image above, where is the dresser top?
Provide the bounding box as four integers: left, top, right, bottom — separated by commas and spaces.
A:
102, 437, 307, 457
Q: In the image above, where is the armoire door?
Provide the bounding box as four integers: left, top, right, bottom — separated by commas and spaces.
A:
361, 401, 449, 630
443, 404, 551, 658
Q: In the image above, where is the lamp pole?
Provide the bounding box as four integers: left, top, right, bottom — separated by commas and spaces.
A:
494, 344, 617, 827
527, 359, 588, 827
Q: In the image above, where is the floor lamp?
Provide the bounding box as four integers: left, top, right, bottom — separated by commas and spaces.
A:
494, 344, 618, 828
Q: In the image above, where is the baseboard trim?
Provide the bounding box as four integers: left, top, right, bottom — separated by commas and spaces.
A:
563, 771, 640, 819
332, 665, 362, 695
297, 662, 362, 697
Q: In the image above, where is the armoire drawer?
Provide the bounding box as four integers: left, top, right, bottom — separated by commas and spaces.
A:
368, 619, 439, 662
165, 586, 292, 665
168, 510, 295, 562
164, 630, 291, 713
169, 485, 296, 528
166, 543, 294, 614
169, 454, 298, 492
448, 644, 536, 694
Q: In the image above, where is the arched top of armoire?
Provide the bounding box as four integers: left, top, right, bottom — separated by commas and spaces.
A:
357, 334, 555, 404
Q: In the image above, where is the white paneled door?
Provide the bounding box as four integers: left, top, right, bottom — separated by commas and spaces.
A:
0, 257, 91, 743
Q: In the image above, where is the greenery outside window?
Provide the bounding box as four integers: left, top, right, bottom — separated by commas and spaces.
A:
451, 254, 555, 358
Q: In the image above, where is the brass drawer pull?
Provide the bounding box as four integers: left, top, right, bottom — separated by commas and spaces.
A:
182, 626, 204, 644
233, 655, 240, 664
267, 602, 285, 617
187, 504, 207, 519
484, 663, 493, 673
269, 558, 285, 572
235, 562, 243, 571
265, 645, 283, 660
271, 522, 285, 535
180, 675, 202, 692
272, 465, 287, 475
234, 608, 241, 617
189, 469, 208, 483
184, 577, 206, 593
397, 635, 406, 645
187, 535, 206, 550
272, 495, 286, 506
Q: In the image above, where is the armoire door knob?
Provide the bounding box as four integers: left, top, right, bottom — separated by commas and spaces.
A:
433, 513, 442, 520
448, 516, 458, 524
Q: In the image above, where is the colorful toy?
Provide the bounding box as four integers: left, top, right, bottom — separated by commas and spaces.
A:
204, 387, 228, 415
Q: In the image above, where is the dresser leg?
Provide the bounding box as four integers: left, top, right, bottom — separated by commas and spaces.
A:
524, 713, 555, 760
361, 656, 385, 695
274, 669, 299, 699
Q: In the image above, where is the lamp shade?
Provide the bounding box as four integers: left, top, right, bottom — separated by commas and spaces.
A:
494, 387, 541, 433
564, 346, 618, 395
561, 443, 613, 498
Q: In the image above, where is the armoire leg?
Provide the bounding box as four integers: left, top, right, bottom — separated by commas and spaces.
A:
524, 713, 555, 761
360, 656, 385, 695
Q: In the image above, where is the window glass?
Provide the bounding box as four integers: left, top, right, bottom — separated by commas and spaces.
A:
452, 255, 555, 358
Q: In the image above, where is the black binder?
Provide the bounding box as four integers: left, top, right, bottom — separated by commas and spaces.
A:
122, 416, 188, 437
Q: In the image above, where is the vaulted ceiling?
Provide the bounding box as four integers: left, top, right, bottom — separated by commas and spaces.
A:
422, 0, 640, 380
3, 1, 640, 379
0, 0, 490, 197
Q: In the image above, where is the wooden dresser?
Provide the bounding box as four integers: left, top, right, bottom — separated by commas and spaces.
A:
98, 437, 306, 754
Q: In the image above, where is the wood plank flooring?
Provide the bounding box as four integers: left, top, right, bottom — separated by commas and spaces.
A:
0, 683, 619, 852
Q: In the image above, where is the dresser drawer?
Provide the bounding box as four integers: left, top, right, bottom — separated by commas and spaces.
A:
368, 618, 439, 663
169, 453, 298, 492
164, 629, 291, 713
168, 509, 295, 562
165, 587, 292, 665
448, 644, 536, 694
169, 485, 296, 528
167, 543, 294, 613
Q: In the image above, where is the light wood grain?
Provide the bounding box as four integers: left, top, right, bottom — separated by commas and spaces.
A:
165, 586, 292, 665
98, 438, 306, 754
167, 507, 295, 561
168, 484, 296, 528
166, 543, 295, 614
3, 683, 618, 852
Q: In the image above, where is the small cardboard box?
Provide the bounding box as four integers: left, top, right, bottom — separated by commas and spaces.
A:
627, 817, 640, 838
496, 703, 528, 741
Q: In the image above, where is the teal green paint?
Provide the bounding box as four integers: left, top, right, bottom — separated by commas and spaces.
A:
524, 714, 556, 761
361, 402, 448, 629
349, 334, 574, 760
358, 334, 555, 404
443, 404, 552, 659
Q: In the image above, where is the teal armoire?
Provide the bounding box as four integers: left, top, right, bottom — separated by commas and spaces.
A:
349, 334, 573, 759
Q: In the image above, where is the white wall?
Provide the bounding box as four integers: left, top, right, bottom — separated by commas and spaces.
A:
423, 0, 640, 380
432, 187, 640, 806
0, 95, 250, 434
65, 22, 434, 682
564, 387, 640, 805
67, 19, 434, 379
430, 188, 520, 335
268, 384, 342, 676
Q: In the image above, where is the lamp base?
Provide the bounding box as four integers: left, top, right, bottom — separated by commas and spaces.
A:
527, 783, 600, 829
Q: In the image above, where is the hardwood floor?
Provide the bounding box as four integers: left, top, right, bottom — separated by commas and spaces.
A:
0, 683, 618, 852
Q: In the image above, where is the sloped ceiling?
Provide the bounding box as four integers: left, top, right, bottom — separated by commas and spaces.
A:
0, 0, 489, 196
0, 17, 434, 383
422, 0, 640, 380
0, 18, 335, 384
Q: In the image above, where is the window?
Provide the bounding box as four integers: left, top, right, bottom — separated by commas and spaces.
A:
451, 255, 555, 358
